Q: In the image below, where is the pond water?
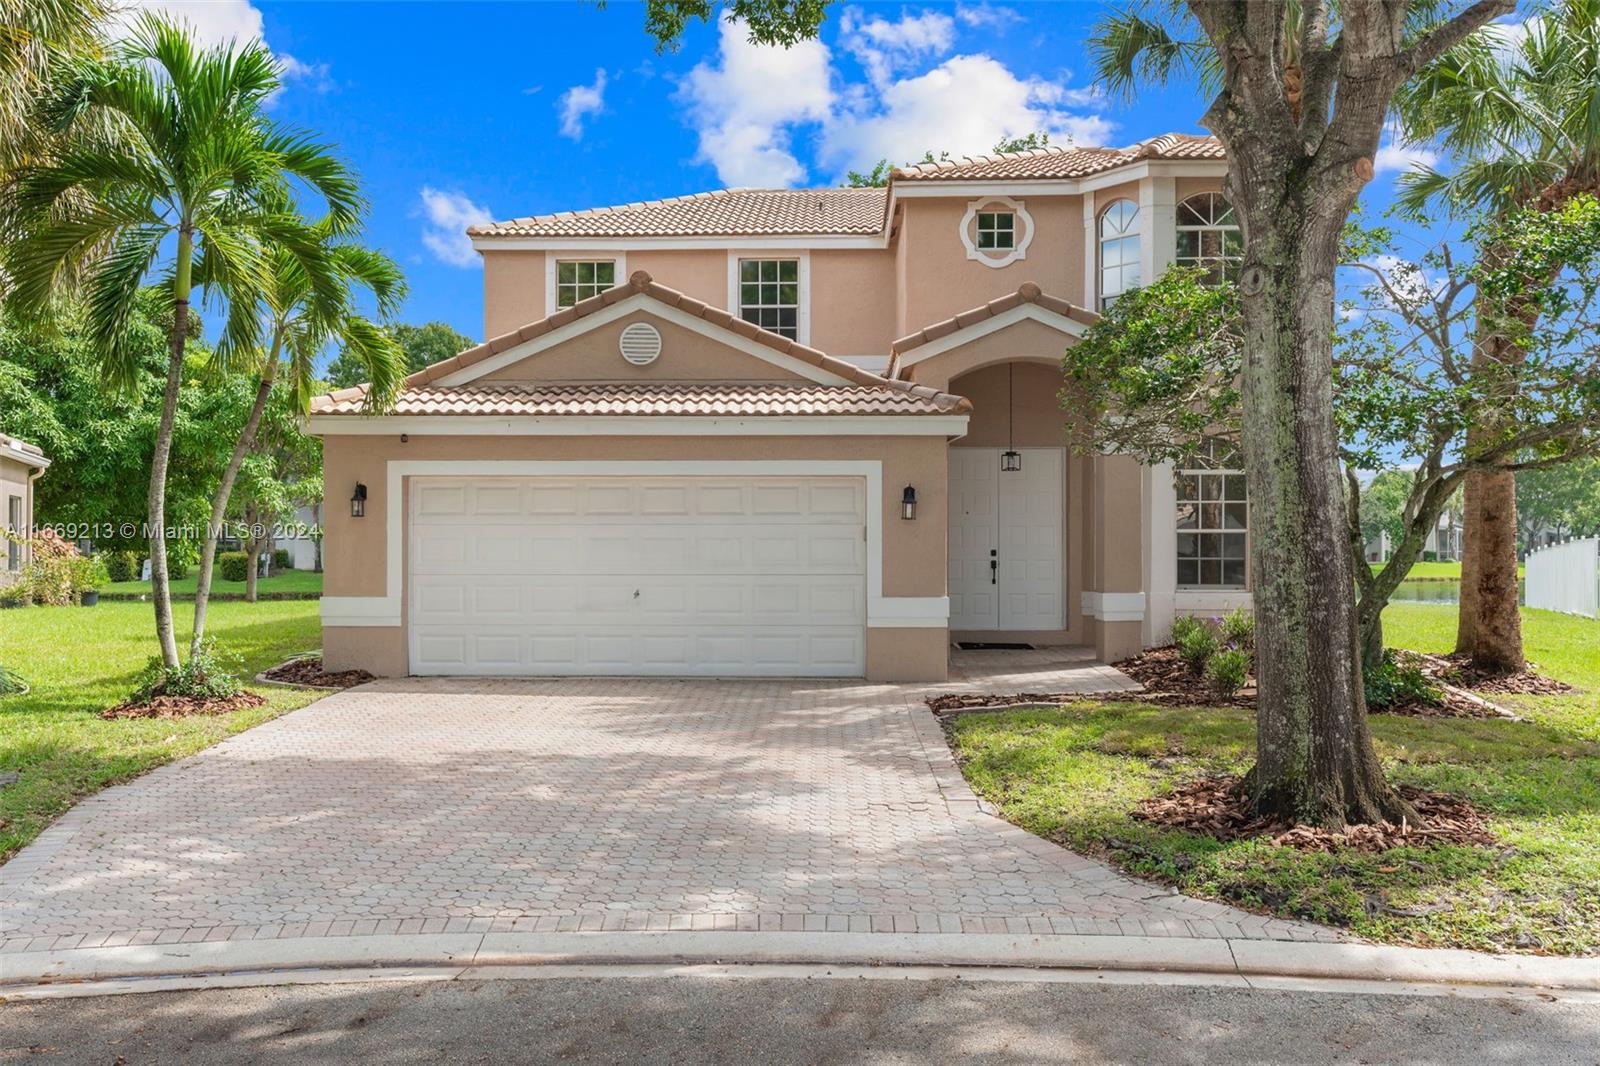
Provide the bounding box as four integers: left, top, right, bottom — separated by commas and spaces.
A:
1388, 579, 1526, 605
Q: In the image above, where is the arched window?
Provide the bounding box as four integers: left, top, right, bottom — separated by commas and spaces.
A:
1098, 200, 1141, 309
1176, 193, 1242, 283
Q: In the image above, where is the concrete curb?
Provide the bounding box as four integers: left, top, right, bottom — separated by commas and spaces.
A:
3, 930, 1596, 995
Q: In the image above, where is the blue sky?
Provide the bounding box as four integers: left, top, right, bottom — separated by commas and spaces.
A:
128, 1, 1443, 356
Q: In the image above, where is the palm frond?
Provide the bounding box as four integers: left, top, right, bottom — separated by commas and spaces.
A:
84, 223, 167, 393
1087, 3, 1215, 102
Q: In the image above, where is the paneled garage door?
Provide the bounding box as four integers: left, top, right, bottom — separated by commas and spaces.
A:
407, 476, 867, 676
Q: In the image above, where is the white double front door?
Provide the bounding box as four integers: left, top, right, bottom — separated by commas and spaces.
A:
948, 448, 1065, 631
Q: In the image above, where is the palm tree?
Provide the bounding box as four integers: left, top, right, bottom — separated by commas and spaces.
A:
190, 237, 406, 654
4, 14, 360, 667
0, 0, 107, 170
1393, 0, 1600, 671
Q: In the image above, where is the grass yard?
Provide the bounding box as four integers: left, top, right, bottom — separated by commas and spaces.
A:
1378, 560, 1525, 581
103, 569, 323, 597
949, 605, 1600, 956
0, 599, 324, 861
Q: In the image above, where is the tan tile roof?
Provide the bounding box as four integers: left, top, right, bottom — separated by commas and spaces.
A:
471, 188, 889, 238
310, 382, 965, 417
893, 133, 1224, 182
310, 270, 970, 419
0, 433, 48, 467
891, 283, 1098, 356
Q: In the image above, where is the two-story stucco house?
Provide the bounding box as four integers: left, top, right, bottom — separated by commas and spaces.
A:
1, 433, 50, 586
308, 133, 1250, 682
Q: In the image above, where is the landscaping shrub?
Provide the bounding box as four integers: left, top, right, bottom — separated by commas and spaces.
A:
1364, 650, 1443, 709
70, 556, 108, 598
23, 529, 79, 605
1422, 550, 1439, 562
218, 551, 249, 583
0, 581, 31, 607
272, 548, 291, 572
0, 662, 27, 695
1205, 647, 1251, 697
104, 550, 141, 583
1169, 614, 1206, 647
166, 541, 194, 580
130, 640, 243, 704
1176, 621, 1220, 674
1219, 608, 1254, 650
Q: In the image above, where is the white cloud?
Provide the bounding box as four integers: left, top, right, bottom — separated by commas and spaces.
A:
277, 54, 333, 94
418, 187, 493, 269
955, 4, 1024, 29
558, 69, 608, 140
110, 0, 265, 47
677, 20, 834, 187
674, 16, 1111, 188
111, 1, 333, 102
839, 8, 956, 87
821, 54, 1114, 175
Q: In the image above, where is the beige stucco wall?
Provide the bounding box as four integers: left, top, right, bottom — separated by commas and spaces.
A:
0, 456, 36, 583
319, 431, 953, 679
808, 249, 896, 356
627, 250, 727, 307
478, 309, 800, 384
898, 195, 1087, 334
481, 251, 545, 340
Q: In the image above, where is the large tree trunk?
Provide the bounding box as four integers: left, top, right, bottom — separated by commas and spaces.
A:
191, 350, 278, 657
148, 228, 194, 669
1456, 467, 1524, 670
1235, 202, 1407, 827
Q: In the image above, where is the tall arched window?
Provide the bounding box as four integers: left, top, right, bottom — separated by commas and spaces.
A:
1098, 200, 1141, 309
1176, 193, 1242, 283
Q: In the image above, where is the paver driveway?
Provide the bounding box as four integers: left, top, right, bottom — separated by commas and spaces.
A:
0, 676, 1335, 953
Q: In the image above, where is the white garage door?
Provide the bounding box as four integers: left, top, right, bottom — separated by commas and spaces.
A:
408, 475, 867, 676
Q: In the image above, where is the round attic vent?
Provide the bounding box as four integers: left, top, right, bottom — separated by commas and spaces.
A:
619, 322, 662, 365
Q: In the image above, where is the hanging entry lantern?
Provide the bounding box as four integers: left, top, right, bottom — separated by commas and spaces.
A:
1001, 364, 1022, 471
350, 482, 368, 518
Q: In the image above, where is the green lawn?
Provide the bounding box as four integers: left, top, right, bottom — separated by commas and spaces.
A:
104, 569, 322, 597
0, 599, 323, 861
949, 605, 1600, 956
1379, 560, 1525, 581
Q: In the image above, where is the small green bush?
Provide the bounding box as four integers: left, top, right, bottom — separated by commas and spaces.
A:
1177, 623, 1220, 674
130, 640, 242, 703
104, 550, 141, 583
272, 548, 291, 572
1169, 614, 1206, 647
1364, 650, 1443, 709
0, 580, 31, 607
218, 551, 250, 583
1205, 647, 1251, 697
1422, 550, 1439, 563
166, 544, 192, 580
71, 555, 109, 596
0, 662, 28, 695
1219, 607, 1254, 649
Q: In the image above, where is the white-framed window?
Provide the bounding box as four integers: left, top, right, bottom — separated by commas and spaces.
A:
736, 257, 801, 339
1176, 193, 1242, 284
6, 495, 20, 571
1176, 447, 1248, 590
976, 210, 1015, 250
555, 260, 617, 307
1099, 199, 1141, 310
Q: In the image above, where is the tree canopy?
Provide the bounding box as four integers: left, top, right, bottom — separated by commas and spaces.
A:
327, 320, 474, 388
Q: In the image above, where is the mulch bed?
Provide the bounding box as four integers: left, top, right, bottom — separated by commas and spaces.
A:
1111, 645, 1255, 708
100, 690, 267, 720
1133, 775, 1497, 854
260, 656, 374, 690
1411, 652, 1573, 696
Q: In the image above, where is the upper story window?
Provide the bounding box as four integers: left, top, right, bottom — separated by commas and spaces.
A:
1176, 193, 1242, 284
1176, 443, 1248, 589
555, 260, 616, 307
737, 258, 800, 339
1098, 199, 1141, 310
976, 211, 1015, 250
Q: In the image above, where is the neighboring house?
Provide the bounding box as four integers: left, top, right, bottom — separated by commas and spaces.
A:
309, 134, 1243, 681
288, 503, 322, 571
1365, 509, 1462, 566
1, 434, 50, 586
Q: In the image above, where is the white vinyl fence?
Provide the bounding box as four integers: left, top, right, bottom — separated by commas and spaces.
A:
1524, 537, 1599, 618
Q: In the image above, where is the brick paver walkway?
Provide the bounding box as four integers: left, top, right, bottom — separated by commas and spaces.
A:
0, 671, 1336, 955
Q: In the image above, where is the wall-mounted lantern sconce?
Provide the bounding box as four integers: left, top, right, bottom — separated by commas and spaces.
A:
901, 485, 918, 520
1001, 449, 1022, 472
350, 482, 368, 518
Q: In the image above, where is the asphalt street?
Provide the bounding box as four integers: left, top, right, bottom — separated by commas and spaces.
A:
5, 974, 1599, 1065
